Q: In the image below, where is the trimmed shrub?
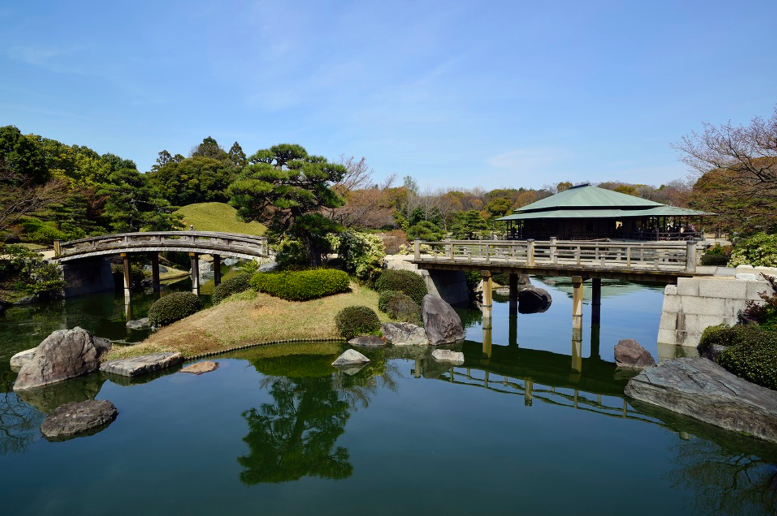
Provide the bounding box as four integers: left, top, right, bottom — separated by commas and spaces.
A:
213, 273, 252, 304
718, 328, 777, 391
701, 253, 729, 266
374, 269, 428, 305
378, 290, 401, 312
250, 269, 350, 301
378, 290, 421, 325
148, 292, 203, 327
335, 305, 381, 340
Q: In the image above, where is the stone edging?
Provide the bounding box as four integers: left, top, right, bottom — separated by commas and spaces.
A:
185, 337, 347, 361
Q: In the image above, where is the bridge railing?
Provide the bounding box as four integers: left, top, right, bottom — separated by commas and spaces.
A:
55, 231, 270, 259
413, 238, 698, 273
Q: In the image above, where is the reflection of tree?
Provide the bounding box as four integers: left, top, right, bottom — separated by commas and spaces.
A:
238, 375, 353, 484
668, 438, 777, 516
0, 392, 43, 455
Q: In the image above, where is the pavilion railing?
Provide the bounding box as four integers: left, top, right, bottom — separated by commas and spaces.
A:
412, 238, 698, 273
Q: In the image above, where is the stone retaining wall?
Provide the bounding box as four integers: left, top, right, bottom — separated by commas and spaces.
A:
384, 256, 469, 306
658, 266, 776, 348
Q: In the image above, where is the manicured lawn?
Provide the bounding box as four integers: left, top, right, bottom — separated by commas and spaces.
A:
175, 202, 266, 236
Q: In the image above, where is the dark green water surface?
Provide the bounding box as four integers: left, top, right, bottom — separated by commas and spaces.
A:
1, 278, 776, 516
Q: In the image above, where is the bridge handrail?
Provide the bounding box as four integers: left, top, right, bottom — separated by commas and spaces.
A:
55, 231, 269, 258
412, 238, 698, 273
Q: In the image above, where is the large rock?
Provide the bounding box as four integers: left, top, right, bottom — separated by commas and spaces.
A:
348, 336, 385, 348
100, 352, 183, 378
625, 358, 777, 444
381, 322, 429, 346
126, 318, 150, 330
431, 349, 465, 365
14, 327, 111, 391
614, 339, 656, 369
518, 286, 552, 314
421, 295, 465, 345
10, 348, 36, 372
332, 349, 370, 367
40, 400, 118, 441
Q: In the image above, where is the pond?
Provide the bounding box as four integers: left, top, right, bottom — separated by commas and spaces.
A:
1, 277, 776, 516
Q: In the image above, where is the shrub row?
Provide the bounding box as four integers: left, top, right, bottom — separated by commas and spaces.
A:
699, 324, 777, 391
213, 273, 252, 304
250, 269, 350, 301
374, 269, 427, 305
700, 254, 729, 266
335, 305, 381, 340
148, 292, 203, 328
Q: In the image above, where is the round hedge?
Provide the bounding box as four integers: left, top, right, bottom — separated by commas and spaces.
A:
148, 292, 203, 328
250, 269, 350, 301
335, 305, 381, 340
374, 269, 428, 305
213, 273, 252, 304
378, 290, 421, 325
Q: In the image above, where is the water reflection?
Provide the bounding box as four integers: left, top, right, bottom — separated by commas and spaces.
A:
0, 392, 43, 455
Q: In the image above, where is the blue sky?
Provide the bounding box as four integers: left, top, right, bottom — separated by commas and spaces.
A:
1, 0, 776, 190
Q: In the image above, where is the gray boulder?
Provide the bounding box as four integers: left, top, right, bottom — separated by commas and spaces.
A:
180, 361, 219, 375
381, 322, 429, 346
348, 336, 385, 348
126, 318, 150, 330
518, 286, 552, 314
14, 327, 111, 391
40, 400, 118, 441
100, 352, 183, 378
10, 348, 36, 372
421, 295, 465, 345
431, 349, 465, 365
625, 357, 777, 444
614, 339, 656, 369
332, 349, 370, 367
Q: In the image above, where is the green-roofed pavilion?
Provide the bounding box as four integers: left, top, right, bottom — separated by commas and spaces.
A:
496, 183, 713, 241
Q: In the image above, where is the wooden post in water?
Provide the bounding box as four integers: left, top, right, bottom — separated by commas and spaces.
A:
481, 270, 493, 321
190, 252, 200, 295
591, 277, 601, 326
508, 272, 518, 317
482, 320, 493, 359
524, 379, 533, 406
571, 275, 584, 339
213, 255, 222, 286
121, 253, 131, 302
150, 252, 160, 293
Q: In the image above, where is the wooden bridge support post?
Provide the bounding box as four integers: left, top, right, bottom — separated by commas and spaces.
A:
591, 277, 601, 326
150, 252, 160, 293
189, 252, 200, 295
213, 255, 222, 286
481, 270, 493, 321
121, 253, 131, 302
571, 332, 583, 376
571, 275, 584, 337
508, 272, 518, 317
590, 323, 601, 360
524, 379, 533, 406
508, 309, 518, 347
482, 319, 493, 359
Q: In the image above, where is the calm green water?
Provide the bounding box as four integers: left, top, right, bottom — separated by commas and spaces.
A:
1, 278, 776, 516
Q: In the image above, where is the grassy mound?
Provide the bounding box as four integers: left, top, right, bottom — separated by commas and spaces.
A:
175, 202, 266, 236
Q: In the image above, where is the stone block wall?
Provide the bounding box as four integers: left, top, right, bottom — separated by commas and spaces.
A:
658, 266, 776, 348
384, 256, 469, 306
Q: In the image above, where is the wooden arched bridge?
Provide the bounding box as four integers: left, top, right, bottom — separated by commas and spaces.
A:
54, 231, 271, 297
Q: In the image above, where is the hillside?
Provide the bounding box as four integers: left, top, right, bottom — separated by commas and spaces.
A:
175, 202, 266, 236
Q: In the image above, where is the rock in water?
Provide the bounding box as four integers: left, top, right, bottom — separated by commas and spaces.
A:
518, 286, 552, 314
381, 322, 429, 346
348, 336, 385, 348
100, 352, 184, 378
180, 361, 219, 375
14, 327, 111, 391
40, 399, 118, 441
126, 318, 150, 330
421, 295, 465, 345
614, 339, 656, 369
431, 349, 465, 365
624, 358, 777, 444
10, 348, 36, 372
332, 349, 370, 367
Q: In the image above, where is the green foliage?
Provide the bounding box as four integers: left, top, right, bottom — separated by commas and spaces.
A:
450, 210, 490, 240
717, 327, 777, 391
147, 156, 237, 206
729, 233, 777, 267
0, 244, 65, 296
374, 269, 428, 305
465, 271, 481, 293
378, 290, 421, 325
213, 273, 252, 304
250, 269, 350, 301
335, 305, 381, 340
148, 292, 203, 327
16, 217, 68, 244
740, 274, 777, 330
406, 220, 445, 241
491, 273, 510, 286
0, 126, 48, 184
334, 230, 386, 284
228, 144, 347, 265
701, 253, 730, 266
99, 168, 182, 233
110, 263, 146, 291
274, 237, 311, 270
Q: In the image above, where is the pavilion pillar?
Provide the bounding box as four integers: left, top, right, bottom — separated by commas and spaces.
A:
150, 252, 160, 293
190, 252, 200, 295
591, 277, 601, 326
508, 272, 518, 317
213, 255, 222, 286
